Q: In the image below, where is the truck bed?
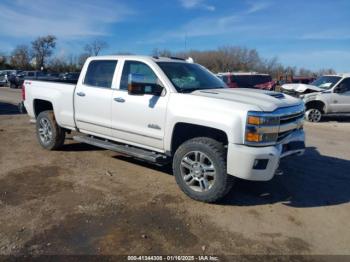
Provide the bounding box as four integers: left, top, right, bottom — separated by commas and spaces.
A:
24, 80, 77, 130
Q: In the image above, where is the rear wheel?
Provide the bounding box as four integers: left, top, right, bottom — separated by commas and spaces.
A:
173, 137, 234, 203
36, 111, 65, 150
305, 108, 322, 122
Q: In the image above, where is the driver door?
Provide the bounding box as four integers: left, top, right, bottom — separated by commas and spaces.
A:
331, 78, 350, 113
111, 60, 169, 150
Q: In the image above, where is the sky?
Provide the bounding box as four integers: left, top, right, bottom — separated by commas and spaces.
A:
0, 0, 349, 72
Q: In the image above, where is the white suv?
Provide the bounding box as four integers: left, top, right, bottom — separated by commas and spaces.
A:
282, 74, 350, 122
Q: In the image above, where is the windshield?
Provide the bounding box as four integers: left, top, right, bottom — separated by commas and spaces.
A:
157, 62, 226, 93
310, 76, 341, 89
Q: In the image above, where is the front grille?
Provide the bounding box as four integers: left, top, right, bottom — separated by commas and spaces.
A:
280, 111, 304, 125
278, 130, 294, 142
277, 109, 304, 141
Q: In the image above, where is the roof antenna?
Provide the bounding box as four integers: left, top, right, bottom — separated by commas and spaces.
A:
186, 57, 194, 63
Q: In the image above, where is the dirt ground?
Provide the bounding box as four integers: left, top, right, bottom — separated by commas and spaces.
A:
0, 87, 350, 259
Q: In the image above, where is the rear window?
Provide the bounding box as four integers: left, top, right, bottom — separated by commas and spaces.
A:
84, 60, 117, 88
231, 75, 272, 88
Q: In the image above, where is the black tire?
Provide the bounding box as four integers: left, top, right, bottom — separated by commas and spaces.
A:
36, 111, 65, 150
173, 137, 234, 203
10, 83, 16, 89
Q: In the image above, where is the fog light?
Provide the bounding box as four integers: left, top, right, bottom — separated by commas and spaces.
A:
253, 159, 269, 170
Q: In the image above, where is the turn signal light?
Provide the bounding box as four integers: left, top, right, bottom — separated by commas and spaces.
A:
247, 116, 261, 125
246, 132, 261, 142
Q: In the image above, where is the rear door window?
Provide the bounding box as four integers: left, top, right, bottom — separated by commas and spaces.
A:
84, 60, 118, 88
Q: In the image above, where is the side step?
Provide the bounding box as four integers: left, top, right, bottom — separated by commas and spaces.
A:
73, 135, 170, 165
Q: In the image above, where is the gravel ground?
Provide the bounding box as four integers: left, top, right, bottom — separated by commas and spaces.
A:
0, 87, 350, 259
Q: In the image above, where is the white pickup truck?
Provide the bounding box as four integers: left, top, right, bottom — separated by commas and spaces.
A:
281, 74, 350, 122
23, 56, 305, 202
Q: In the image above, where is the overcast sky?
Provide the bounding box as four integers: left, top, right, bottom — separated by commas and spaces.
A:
0, 0, 349, 71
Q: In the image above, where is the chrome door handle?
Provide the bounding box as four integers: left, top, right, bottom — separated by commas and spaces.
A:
77, 92, 86, 97
114, 97, 125, 103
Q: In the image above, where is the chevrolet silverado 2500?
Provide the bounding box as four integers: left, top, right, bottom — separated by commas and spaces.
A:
23, 56, 305, 203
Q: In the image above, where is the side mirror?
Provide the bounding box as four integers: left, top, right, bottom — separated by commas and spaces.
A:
128, 73, 164, 96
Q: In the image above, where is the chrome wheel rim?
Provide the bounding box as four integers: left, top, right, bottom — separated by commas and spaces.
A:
307, 109, 321, 122
38, 118, 53, 144
180, 151, 216, 192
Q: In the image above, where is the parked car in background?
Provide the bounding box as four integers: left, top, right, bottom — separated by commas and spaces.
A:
37, 72, 61, 81
0, 70, 8, 86
60, 72, 80, 83
23, 55, 305, 203
8, 70, 24, 88
290, 76, 316, 84
9, 71, 47, 88
217, 72, 276, 90
281, 74, 350, 122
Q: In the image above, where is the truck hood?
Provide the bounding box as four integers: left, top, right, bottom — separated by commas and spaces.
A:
281, 83, 323, 93
190, 88, 301, 112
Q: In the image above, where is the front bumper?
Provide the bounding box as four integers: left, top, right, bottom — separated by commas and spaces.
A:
227, 130, 305, 181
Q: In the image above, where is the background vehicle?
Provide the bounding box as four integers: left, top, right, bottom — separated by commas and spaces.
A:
8, 71, 46, 88
37, 72, 61, 81
282, 74, 350, 122
60, 72, 80, 83
23, 56, 305, 203
290, 76, 316, 84
0, 71, 8, 86
217, 72, 276, 90
8, 70, 24, 88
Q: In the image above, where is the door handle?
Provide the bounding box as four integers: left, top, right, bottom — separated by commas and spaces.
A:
77, 92, 86, 97
114, 97, 125, 103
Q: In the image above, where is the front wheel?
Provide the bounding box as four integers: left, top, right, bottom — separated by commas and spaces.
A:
36, 111, 65, 150
173, 137, 234, 203
305, 108, 322, 122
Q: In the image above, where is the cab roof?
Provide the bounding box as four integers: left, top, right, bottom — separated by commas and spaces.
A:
88, 55, 190, 63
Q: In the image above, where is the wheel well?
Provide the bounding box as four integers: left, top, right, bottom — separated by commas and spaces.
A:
33, 99, 53, 118
305, 100, 325, 113
171, 123, 228, 154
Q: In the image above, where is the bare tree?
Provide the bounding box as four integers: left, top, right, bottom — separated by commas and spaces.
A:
84, 40, 108, 56
10, 45, 31, 69
0, 53, 8, 69
77, 52, 90, 68
31, 35, 57, 69
317, 68, 336, 76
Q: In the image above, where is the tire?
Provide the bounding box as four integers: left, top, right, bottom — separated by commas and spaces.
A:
173, 137, 234, 203
36, 111, 65, 150
10, 83, 16, 89
305, 108, 322, 122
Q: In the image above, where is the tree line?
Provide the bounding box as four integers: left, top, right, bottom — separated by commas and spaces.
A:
152, 47, 336, 79
0, 35, 109, 73
0, 35, 335, 78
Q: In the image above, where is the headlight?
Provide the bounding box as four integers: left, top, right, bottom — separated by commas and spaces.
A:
245, 112, 280, 145
247, 115, 279, 126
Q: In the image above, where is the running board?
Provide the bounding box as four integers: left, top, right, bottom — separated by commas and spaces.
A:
73, 135, 170, 165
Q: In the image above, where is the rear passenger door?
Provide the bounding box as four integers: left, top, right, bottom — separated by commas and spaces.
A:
74, 60, 118, 138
